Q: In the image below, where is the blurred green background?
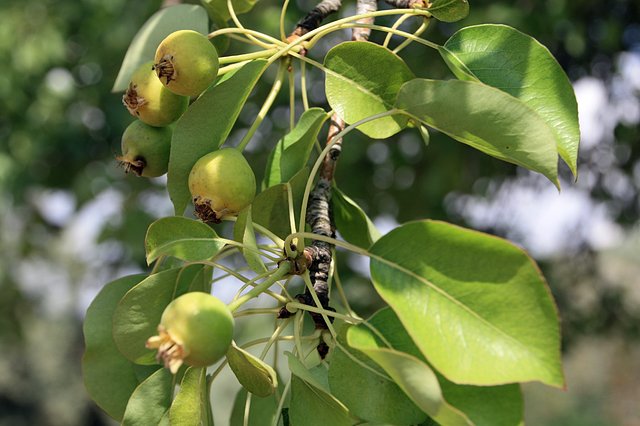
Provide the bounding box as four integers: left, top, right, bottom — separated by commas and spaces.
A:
1, 0, 639, 424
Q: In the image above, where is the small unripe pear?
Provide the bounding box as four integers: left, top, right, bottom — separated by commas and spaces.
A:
154, 30, 219, 97
122, 61, 188, 127
146, 292, 234, 374
188, 148, 256, 223
117, 120, 172, 177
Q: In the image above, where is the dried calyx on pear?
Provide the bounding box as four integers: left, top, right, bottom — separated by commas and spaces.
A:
188, 148, 256, 223
146, 292, 234, 374
154, 30, 219, 97
122, 61, 188, 127
117, 120, 172, 177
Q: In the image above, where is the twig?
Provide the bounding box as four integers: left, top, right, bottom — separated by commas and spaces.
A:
289, 0, 343, 40
282, 0, 376, 357
352, 0, 377, 42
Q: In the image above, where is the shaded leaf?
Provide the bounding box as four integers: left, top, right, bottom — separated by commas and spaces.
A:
112, 267, 194, 364
201, 0, 259, 23
287, 354, 354, 426
346, 315, 471, 426
122, 368, 173, 426
440, 24, 579, 176
287, 353, 330, 393
325, 42, 414, 139
113, 5, 208, 92
230, 388, 283, 426
369, 220, 564, 387
396, 79, 559, 186
145, 216, 224, 264
263, 108, 329, 188
362, 308, 524, 426
83, 274, 150, 420
253, 167, 308, 240
440, 379, 523, 426
427, 0, 469, 22
187, 265, 214, 293
234, 207, 268, 274
328, 326, 427, 425
168, 60, 268, 215
227, 342, 278, 397
169, 367, 213, 426
331, 187, 380, 249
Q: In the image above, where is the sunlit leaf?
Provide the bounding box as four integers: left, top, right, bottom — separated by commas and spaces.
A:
396, 79, 560, 186
440, 24, 580, 176
168, 60, 268, 215
145, 216, 224, 264
369, 220, 564, 387
325, 42, 414, 139
113, 5, 209, 92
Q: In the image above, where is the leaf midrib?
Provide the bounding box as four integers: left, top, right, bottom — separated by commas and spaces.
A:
147, 237, 221, 262
325, 66, 395, 111
369, 251, 548, 364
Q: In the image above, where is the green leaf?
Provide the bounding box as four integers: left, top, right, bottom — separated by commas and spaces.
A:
168, 60, 268, 215
440, 379, 523, 426
328, 326, 428, 425
253, 167, 308, 240
440, 24, 580, 176
83, 274, 151, 420
263, 108, 329, 188
396, 79, 560, 186
122, 368, 173, 426
345, 312, 470, 426
187, 265, 214, 293
230, 389, 282, 426
227, 342, 278, 397
145, 216, 224, 264
331, 187, 380, 249
325, 42, 414, 139
112, 267, 194, 364
233, 207, 268, 274
112, 5, 209, 92
169, 367, 212, 426
427, 0, 470, 22
201, 0, 259, 23
347, 330, 471, 426
360, 307, 523, 426
287, 354, 354, 426
368, 220, 564, 387
286, 353, 330, 392
208, 14, 231, 55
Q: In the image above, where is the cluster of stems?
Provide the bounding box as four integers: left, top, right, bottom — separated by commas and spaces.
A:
215, 0, 432, 338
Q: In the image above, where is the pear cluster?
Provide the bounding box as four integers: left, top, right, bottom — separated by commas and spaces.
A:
117, 32, 259, 374
118, 30, 219, 177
